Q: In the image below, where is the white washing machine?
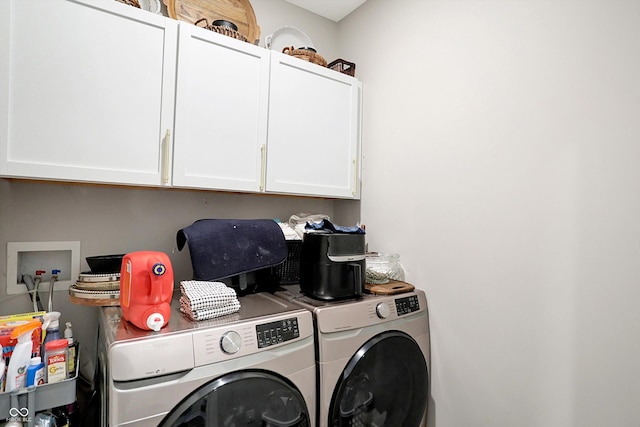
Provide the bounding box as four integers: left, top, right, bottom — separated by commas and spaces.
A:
275, 285, 430, 427
97, 291, 316, 427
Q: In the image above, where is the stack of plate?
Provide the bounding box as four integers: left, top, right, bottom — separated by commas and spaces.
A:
68, 272, 121, 306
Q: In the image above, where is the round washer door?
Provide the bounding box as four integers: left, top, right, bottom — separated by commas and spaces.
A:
159, 370, 310, 427
329, 331, 429, 427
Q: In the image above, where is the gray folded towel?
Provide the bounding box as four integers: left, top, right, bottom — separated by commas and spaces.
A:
180, 280, 238, 311
179, 280, 241, 321
180, 299, 241, 321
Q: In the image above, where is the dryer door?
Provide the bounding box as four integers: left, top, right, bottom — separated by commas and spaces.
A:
329, 331, 428, 427
158, 370, 310, 427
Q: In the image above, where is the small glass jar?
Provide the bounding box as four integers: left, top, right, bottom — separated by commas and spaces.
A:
365, 253, 405, 284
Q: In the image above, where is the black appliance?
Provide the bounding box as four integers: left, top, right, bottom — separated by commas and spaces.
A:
299, 232, 365, 300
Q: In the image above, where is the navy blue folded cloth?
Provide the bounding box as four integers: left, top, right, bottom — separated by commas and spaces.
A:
177, 219, 287, 280
305, 219, 365, 234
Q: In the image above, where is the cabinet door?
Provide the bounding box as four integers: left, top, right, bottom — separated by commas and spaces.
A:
266, 52, 361, 199
171, 23, 269, 192
0, 0, 177, 186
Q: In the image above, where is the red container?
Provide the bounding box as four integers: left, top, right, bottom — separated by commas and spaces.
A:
120, 251, 173, 331
45, 338, 68, 383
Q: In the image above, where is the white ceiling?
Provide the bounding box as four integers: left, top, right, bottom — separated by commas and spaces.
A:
284, 0, 368, 22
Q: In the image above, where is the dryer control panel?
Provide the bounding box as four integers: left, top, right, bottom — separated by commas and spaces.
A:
395, 294, 421, 316
314, 290, 428, 333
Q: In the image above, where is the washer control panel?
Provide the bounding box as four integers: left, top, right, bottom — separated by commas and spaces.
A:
192, 309, 312, 367
395, 294, 421, 316
256, 317, 300, 348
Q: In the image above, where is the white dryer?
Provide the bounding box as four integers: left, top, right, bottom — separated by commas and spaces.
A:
98, 291, 316, 427
275, 286, 430, 427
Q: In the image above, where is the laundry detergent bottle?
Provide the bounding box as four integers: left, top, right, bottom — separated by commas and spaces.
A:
120, 251, 174, 331
6, 320, 41, 391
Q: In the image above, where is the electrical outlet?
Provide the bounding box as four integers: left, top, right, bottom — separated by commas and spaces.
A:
7, 241, 81, 295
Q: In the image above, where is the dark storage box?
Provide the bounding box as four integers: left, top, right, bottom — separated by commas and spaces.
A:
328, 58, 356, 77
270, 240, 302, 285
256, 240, 302, 288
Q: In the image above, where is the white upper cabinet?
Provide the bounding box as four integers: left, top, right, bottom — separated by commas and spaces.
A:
266, 52, 361, 199
0, 0, 177, 185
0, 0, 361, 198
0, 0, 177, 186
171, 23, 270, 192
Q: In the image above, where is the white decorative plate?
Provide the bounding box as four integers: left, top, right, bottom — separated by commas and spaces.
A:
265, 26, 315, 52
139, 0, 161, 14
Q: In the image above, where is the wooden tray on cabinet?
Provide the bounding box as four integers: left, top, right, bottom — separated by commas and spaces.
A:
164, 0, 260, 44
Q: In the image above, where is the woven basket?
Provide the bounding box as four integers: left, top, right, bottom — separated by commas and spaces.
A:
282, 46, 327, 67
194, 18, 249, 43
255, 240, 302, 287
115, 0, 140, 7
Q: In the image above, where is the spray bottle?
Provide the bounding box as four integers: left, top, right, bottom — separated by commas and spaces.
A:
6, 320, 41, 391
0, 343, 5, 392
41, 311, 62, 356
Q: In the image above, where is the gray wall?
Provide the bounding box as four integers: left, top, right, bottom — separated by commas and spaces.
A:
251, 0, 340, 60
0, 0, 356, 381
0, 181, 351, 378
342, 1, 640, 426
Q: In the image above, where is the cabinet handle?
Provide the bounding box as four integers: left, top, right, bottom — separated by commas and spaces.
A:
162, 129, 171, 185
260, 144, 267, 191
352, 158, 358, 196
